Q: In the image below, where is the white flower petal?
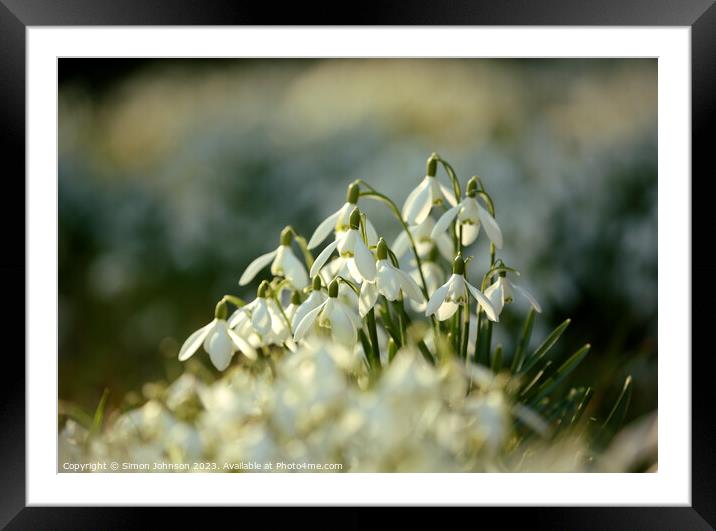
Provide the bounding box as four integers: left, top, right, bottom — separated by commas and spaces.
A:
178, 320, 216, 361
204, 322, 235, 371
435, 233, 454, 262
279, 246, 309, 289
431, 205, 460, 240
307, 209, 341, 249
328, 302, 357, 346
460, 223, 480, 246
477, 203, 503, 249
377, 263, 401, 301
291, 291, 326, 330
239, 249, 278, 286
484, 281, 504, 316
354, 239, 377, 281
405, 179, 433, 225
436, 300, 459, 321
365, 218, 379, 247
293, 302, 326, 341
392, 230, 410, 260
396, 268, 424, 302
425, 283, 450, 316
228, 327, 257, 360
513, 283, 542, 313
309, 240, 339, 278
466, 281, 499, 322
251, 298, 272, 335
402, 177, 429, 220
439, 182, 458, 207
359, 281, 379, 318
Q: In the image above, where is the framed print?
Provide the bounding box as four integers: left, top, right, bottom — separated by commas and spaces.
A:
2, 0, 713, 527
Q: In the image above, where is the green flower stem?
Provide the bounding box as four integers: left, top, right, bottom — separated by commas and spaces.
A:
454, 305, 463, 355
357, 329, 374, 371
378, 302, 400, 347
357, 188, 430, 298
460, 299, 470, 360
365, 308, 382, 371
222, 294, 247, 308
391, 299, 407, 346
356, 184, 438, 335
434, 155, 462, 203
273, 295, 293, 335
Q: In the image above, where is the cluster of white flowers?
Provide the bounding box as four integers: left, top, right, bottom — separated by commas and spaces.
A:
62, 339, 596, 472
179, 154, 541, 372
65, 154, 599, 473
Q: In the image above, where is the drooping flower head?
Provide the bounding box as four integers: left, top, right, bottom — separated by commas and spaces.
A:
307, 182, 378, 250
359, 238, 425, 317
484, 271, 542, 317
309, 207, 377, 284
431, 176, 503, 249
294, 278, 360, 346
401, 154, 457, 226
239, 226, 308, 289
178, 298, 257, 371
425, 254, 498, 322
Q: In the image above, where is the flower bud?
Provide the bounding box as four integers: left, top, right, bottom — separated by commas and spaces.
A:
257, 280, 270, 298
376, 238, 389, 260
312, 275, 322, 291
214, 299, 228, 320
452, 254, 465, 275
328, 278, 339, 298
467, 176, 479, 197
346, 182, 360, 205
426, 153, 438, 177
291, 290, 302, 305
349, 207, 361, 230
280, 226, 294, 246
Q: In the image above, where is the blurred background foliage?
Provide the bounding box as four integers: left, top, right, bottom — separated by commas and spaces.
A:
59, 58, 656, 427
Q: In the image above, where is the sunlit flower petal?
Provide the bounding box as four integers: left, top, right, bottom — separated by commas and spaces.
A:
239, 249, 278, 286
307, 208, 341, 249
178, 320, 216, 361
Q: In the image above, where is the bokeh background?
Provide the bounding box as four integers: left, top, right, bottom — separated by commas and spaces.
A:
58, 58, 657, 426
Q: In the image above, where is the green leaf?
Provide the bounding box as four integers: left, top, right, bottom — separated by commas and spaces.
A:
511, 308, 536, 372
598, 376, 633, 445
527, 344, 591, 405
90, 388, 110, 437
491, 344, 503, 373
520, 318, 571, 374
570, 387, 593, 426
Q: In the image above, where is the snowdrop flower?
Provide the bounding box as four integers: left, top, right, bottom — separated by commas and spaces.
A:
401, 156, 457, 225
359, 238, 425, 317
239, 227, 308, 289
484, 272, 542, 316
309, 208, 377, 283
291, 276, 328, 330
393, 216, 453, 263
431, 177, 503, 248
294, 279, 360, 346
425, 255, 498, 322
178, 300, 257, 371
307, 183, 378, 249
230, 281, 293, 347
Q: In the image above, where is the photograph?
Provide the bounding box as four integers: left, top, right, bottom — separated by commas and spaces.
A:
56, 57, 658, 473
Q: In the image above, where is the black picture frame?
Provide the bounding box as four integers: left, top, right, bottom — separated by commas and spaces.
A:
2, 1, 712, 527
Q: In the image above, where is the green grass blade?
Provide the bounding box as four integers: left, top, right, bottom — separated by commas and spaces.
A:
491, 344, 503, 373
511, 308, 536, 372
90, 388, 110, 437
528, 344, 591, 405
520, 318, 571, 374
600, 376, 633, 437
